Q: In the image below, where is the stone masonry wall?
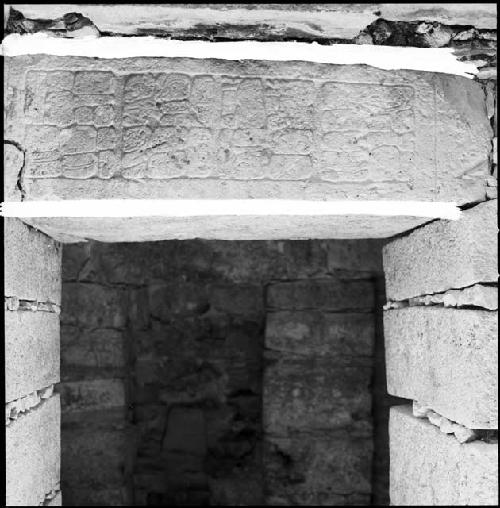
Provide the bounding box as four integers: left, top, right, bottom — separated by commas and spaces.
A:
61, 238, 386, 505
5, 218, 63, 506
383, 199, 498, 505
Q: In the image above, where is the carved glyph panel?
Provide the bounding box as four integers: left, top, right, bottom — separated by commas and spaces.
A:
23, 70, 416, 183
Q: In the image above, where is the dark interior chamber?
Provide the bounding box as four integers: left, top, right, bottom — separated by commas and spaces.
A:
58, 239, 402, 506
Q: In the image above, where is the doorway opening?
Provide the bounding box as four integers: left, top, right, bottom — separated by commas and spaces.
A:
58, 238, 402, 506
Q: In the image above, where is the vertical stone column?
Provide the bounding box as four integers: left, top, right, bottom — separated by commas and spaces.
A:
5, 218, 62, 506
383, 200, 498, 505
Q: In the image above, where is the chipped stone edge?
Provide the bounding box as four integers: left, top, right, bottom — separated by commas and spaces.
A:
4, 296, 61, 314
5, 385, 55, 425
383, 283, 498, 311
412, 401, 498, 444
40, 487, 61, 506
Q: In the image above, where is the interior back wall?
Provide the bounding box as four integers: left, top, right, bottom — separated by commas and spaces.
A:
59, 238, 393, 506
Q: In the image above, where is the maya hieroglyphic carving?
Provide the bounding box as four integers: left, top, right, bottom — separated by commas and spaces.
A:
23, 70, 416, 181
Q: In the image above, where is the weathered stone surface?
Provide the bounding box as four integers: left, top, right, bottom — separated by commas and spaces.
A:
63, 238, 383, 284
22, 214, 433, 242
265, 311, 374, 357
326, 239, 384, 274
59, 378, 126, 414
264, 433, 373, 505
5, 310, 60, 402
385, 307, 498, 428
390, 405, 498, 506
267, 279, 374, 311
263, 356, 372, 435
61, 487, 129, 507
45, 491, 62, 506
61, 282, 128, 328
7, 4, 497, 41
4, 217, 62, 304
5, 55, 492, 206
384, 200, 498, 301
441, 284, 498, 310
4, 142, 23, 201
6, 395, 61, 506
60, 326, 127, 380
62, 425, 132, 489
386, 284, 499, 310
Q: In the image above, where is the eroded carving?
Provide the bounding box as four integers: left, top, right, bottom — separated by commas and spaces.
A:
23, 71, 416, 182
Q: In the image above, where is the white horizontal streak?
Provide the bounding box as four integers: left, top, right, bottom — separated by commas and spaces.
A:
1, 34, 477, 77
1, 200, 461, 220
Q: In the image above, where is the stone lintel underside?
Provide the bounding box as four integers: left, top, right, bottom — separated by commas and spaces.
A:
20, 215, 434, 243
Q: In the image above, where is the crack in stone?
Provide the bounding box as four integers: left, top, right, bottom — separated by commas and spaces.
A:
40, 488, 61, 506
412, 401, 498, 444
4, 139, 26, 201
384, 283, 498, 311
4, 296, 61, 314
5, 385, 55, 426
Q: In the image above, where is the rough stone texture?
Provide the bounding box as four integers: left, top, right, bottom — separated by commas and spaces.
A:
61, 239, 384, 505
4, 217, 62, 304
6, 395, 61, 506
6, 4, 497, 40
370, 275, 406, 506
62, 424, 133, 491
265, 311, 375, 357
390, 405, 498, 506
267, 279, 374, 311
4, 142, 23, 201
385, 284, 498, 310
5, 310, 60, 402
61, 282, 128, 328
385, 307, 498, 429
263, 263, 376, 504
59, 281, 132, 505
264, 356, 373, 436
22, 214, 432, 243
4, 55, 492, 207
383, 200, 498, 301
45, 491, 62, 506
59, 378, 127, 415
265, 433, 373, 506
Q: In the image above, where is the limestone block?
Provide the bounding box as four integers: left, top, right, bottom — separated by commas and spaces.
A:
6, 395, 61, 506
5, 310, 60, 402
263, 356, 372, 435
60, 326, 127, 380
264, 433, 373, 505
390, 405, 498, 506
326, 239, 384, 274
58, 378, 126, 414
4, 217, 62, 304
61, 487, 129, 506
210, 283, 264, 316
61, 282, 128, 328
5, 55, 491, 205
267, 279, 374, 311
265, 311, 374, 357
385, 307, 498, 428
22, 214, 434, 243
384, 200, 498, 301
62, 425, 132, 489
